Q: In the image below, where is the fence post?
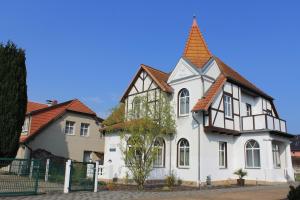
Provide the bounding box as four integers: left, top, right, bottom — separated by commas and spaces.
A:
29, 160, 34, 179
45, 159, 50, 182
64, 160, 71, 193
94, 161, 99, 192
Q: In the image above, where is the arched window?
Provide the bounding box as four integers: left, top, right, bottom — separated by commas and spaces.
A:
126, 137, 142, 165
178, 89, 190, 116
178, 139, 190, 167
245, 140, 261, 168
132, 97, 141, 118
153, 137, 165, 167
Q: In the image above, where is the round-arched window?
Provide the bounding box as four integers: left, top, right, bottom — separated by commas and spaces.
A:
245, 140, 261, 168
153, 137, 165, 167
178, 89, 190, 116
178, 138, 190, 167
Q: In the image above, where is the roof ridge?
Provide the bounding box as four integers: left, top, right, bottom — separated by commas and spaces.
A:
29, 100, 73, 115
141, 64, 169, 75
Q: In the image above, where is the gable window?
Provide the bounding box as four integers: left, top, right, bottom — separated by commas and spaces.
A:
179, 89, 190, 116
246, 104, 252, 116
153, 138, 165, 168
21, 118, 29, 135
219, 142, 227, 168
178, 139, 189, 167
132, 97, 141, 119
65, 121, 75, 135
224, 95, 232, 118
245, 140, 261, 168
80, 123, 90, 136
272, 143, 281, 168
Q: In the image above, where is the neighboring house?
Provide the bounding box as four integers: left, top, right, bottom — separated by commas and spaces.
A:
101, 18, 294, 186
291, 135, 300, 173
16, 99, 104, 163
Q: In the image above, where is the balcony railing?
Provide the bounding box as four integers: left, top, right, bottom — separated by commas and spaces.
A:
241, 114, 287, 133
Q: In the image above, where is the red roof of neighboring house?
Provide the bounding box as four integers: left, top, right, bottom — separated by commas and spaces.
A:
27, 102, 48, 114
20, 99, 98, 143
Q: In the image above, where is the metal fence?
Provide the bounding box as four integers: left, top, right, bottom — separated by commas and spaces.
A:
0, 158, 39, 196
37, 158, 65, 193
69, 161, 95, 192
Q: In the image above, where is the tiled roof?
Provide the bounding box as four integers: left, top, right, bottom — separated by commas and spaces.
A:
20, 99, 97, 143
183, 17, 212, 68
121, 64, 172, 102
214, 57, 273, 100
27, 102, 48, 114
192, 74, 227, 111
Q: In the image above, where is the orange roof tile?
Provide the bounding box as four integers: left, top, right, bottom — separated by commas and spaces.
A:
214, 57, 273, 100
20, 99, 97, 143
27, 102, 48, 114
183, 17, 212, 68
192, 74, 227, 111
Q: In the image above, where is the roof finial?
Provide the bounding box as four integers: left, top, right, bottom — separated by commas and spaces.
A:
192, 15, 197, 27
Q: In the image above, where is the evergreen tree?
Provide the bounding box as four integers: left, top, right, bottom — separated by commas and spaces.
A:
0, 41, 27, 158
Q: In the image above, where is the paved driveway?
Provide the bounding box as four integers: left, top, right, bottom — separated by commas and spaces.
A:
0, 184, 291, 200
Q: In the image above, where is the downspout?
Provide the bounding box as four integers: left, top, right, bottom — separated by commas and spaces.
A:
192, 111, 201, 188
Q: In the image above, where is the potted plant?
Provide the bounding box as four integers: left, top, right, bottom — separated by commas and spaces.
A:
234, 168, 247, 186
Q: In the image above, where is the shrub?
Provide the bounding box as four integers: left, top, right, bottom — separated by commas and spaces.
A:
107, 182, 115, 191
165, 172, 176, 188
287, 185, 300, 200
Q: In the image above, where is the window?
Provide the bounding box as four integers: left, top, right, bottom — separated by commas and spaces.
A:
179, 89, 190, 116
246, 104, 252, 116
65, 121, 75, 135
153, 138, 165, 167
132, 97, 141, 118
80, 123, 90, 136
245, 140, 261, 168
224, 95, 232, 118
83, 151, 92, 162
219, 142, 227, 168
21, 118, 29, 135
272, 143, 281, 168
126, 137, 142, 165
178, 139, 189, 167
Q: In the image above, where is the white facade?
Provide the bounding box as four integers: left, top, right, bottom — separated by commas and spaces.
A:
101, 56, 294, 185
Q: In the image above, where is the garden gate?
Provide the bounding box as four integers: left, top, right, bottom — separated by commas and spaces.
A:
69, 161, 96, 192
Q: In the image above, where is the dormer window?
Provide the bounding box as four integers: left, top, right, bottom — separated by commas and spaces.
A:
224, 94, 232, 119
246, 103, 252, 116
179, 89, 189, 116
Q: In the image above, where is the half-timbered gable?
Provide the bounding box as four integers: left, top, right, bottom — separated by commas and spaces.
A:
121, 64, 172, 119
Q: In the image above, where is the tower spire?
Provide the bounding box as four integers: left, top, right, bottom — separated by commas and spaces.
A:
183, 17, 212, 68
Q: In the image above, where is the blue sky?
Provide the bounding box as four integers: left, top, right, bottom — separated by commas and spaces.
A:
1, 1, 299, 134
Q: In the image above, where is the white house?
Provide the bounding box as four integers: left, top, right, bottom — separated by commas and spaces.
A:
101, 18, 294, 186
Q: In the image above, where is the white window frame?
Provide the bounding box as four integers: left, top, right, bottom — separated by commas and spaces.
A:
272, 143, 281, 168
153, 138, 165, 168
224, 94, 233, 118
65, 121, 75, 135
246, 103, 252, 116
178, 89, 190, 117
132, 97, 141, 119
80, 123, 90, 137
245, 140, 261, 169
219, 141, 227, 168
178, 139, 190, 168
